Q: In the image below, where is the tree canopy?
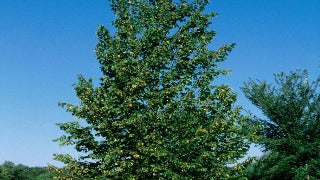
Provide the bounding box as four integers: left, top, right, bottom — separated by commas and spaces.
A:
53, 0, 258, 179
242, 70, 320, 179
0, 161, 55, 180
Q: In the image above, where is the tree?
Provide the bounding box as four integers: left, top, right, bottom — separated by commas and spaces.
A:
0, 161, 55, 180
242, 70, 320, 179
0, 161, 15, 180
54, 0, 258, 179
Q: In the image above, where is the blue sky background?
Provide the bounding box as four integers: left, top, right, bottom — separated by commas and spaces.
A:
0, 0, 319, 167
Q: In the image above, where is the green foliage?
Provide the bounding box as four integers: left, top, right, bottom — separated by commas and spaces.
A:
0, 161, 55, 180
54, 0, 258, 179
0, 161, 15, 180
242, 70, 320, 179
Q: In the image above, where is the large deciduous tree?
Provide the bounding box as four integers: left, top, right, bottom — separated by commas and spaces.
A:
242, 70, 320, 179
54, 0, 257, 179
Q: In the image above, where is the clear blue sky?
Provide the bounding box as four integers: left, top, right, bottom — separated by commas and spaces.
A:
0, 0, 319, 167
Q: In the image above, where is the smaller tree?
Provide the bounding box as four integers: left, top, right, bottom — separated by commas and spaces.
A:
242, 70, 320, 179
0, 161, 55, 180
0, 161, 15, 180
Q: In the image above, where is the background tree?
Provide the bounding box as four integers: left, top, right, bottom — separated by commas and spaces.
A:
0, 161, 15, 180
54, 0, 258, 179
0, 161, 55, 180
242, 70, 320, 179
